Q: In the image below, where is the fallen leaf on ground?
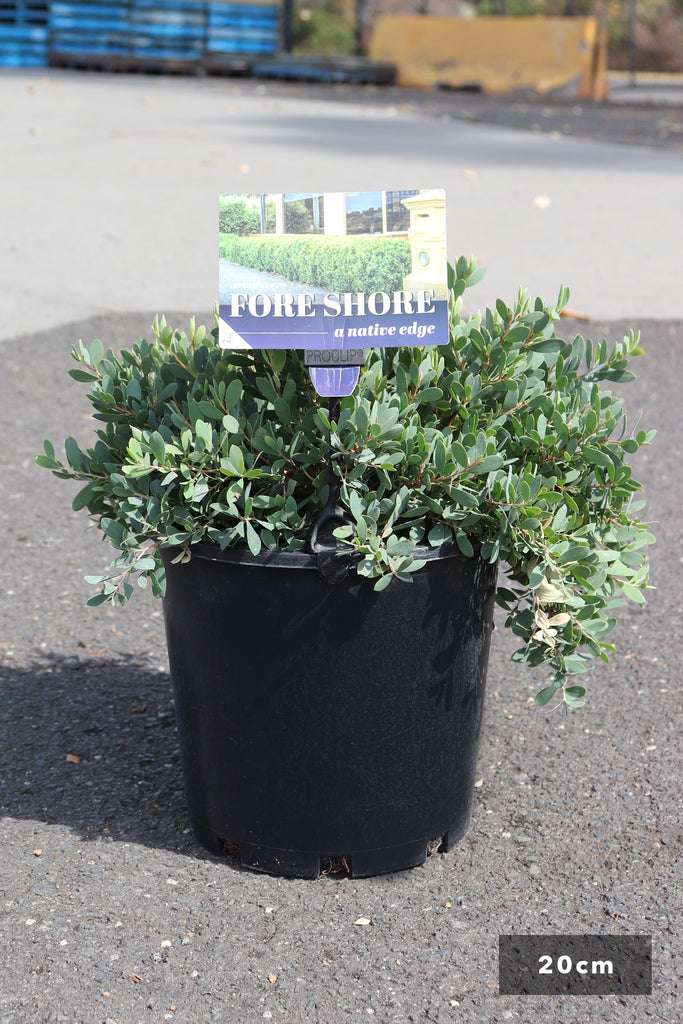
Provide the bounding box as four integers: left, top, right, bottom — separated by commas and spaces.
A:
66, 754, 80, 764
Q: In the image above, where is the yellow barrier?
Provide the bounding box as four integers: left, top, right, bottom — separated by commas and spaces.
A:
369, 16, 609, 100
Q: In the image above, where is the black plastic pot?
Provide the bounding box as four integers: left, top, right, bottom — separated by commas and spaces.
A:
161, 542, 497, 878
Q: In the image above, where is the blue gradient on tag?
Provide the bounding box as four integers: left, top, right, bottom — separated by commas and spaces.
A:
219, 301, 449, 350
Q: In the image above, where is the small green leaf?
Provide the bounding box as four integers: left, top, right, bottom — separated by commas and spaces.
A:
72, 482, 97, 512
349, 490, 364, 521
373, 574, 393, 592
193, 478, 210, 502
504, 325, 530, 345
564, 685, 587, 699
197, 400, 223, 421
126, 377, 142, 403
333, 525, 354, 540
245, 520, 261, 556
456, 531, 474, 558
274, 397, 291, 425
149, 432, 166, 463
620, 581, 647, 606
534, 685, 558, 707
64, 436, 83, 471
135, 557, 157, 572
270, 349, 286, 374
473, 454, 504, 475
551, 505, 570, 532
583, 446, 613, 468
448, 487, 479, 508
316, 408, 331, 432
89, 338, 104, 367
35, 452, 60, 470
68, 368, 99, 383
418, 387, 443, 404
467, 265, 486, 287
451, 442, 468, 468
195, 420, 213, 447
224, 378, 242, 409
428, 522, 451, 547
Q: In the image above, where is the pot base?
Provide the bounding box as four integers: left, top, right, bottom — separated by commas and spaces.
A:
192, 822, 469, 878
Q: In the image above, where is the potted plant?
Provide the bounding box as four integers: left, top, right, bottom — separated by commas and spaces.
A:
36, 257, 654, 877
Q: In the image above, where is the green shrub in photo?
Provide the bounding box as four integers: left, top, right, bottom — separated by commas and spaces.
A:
218, 234, 412, 294
219, 196, 275, 236
284, 199, 321, 234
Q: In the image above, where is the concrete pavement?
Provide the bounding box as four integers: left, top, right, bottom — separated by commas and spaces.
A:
1, 68, 682, 342
608, 70, 683, 106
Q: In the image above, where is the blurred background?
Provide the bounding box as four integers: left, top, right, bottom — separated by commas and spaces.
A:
2, 0, 682, 79
293, 0, 683, 74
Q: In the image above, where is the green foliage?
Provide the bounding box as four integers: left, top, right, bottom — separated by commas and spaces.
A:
219, 196, 275, 236
219, 197, 259, 236
474, 0, 603, 16
37, 257, 655, 710
293, 3, 356, 57
218, 234, 411, 294
292, 0, 356, 56
284, 200, 319, 234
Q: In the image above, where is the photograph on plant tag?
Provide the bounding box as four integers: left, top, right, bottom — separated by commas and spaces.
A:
218, 189, 449, 350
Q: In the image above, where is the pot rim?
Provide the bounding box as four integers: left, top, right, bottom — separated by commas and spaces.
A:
163, 538, 472, 571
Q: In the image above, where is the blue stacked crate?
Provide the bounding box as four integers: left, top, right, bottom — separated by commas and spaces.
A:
46, 0, 278, 73
49, 0, 130, 62
0, 0, 49, 67
205, 1, 277, 59
129, 0, 204, 66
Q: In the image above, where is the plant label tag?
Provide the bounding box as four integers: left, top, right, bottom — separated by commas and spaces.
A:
218, 189, 448, 395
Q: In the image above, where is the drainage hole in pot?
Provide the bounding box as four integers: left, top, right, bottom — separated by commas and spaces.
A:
427, 836, 445, 856
222, 839, 241, 863
320, 855, 352, 877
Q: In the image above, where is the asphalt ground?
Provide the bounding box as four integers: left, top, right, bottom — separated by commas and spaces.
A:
224, 75, 683, 152
2, 311, 681, 1023
1, 70, 682, 1023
